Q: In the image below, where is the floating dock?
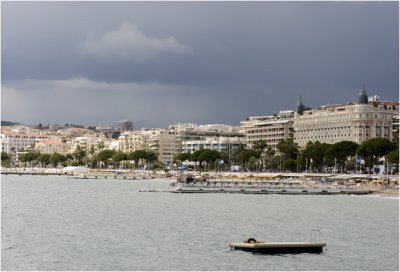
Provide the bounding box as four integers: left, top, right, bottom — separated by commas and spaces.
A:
172, 187, 373, 195
69, 175, 156, 180
229, 242, 326, 254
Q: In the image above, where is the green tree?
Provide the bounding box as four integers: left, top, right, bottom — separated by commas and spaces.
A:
387, 149, 399, 165
237, 149, 259, 170
19, 152, 40, 164
37, 153, 51, 167
73, 145, 86, 166
190, 149, 207, 169
387, 149, 399, 174
345, 157, 356, 172
266, 155, 281, 172
89, 145, 96, 157
283, 158, 297, 172
357, 138, 396, 173
1, 152, 10, 161
251, 140, 268, 157
133, 150, 148, 167
88, 156, 98, 169
251, 140, 268, 170
49, 153, 67, 167
97, 141, 105, 151
277, 139, 299, 160
150, 161, 161, 170
264, 146, 276, 171
247, 156, 259, 171
301, 141, 331, 172
128, 151, 139, 168
145, 151, 158, 166
198, 149, 223, 170
1, 152, 11, 166
96, 149, 116, 168
265, 146, 275, 158
190, 149, 206, 162
326, 141, 359, 172
175, 152, 191, 162
231, 144, 246, 165
112, 151, 128, 168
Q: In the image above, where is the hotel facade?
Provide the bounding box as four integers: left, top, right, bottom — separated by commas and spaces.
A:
293, 88, 398, 148
240, 111, 294, 152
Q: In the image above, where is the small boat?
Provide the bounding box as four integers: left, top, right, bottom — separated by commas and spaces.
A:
229, 238, 326, 254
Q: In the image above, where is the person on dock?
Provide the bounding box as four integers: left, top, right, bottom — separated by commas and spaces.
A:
243, 238, 265, 244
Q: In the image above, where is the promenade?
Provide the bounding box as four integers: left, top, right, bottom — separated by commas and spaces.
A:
2, 167, 398, 196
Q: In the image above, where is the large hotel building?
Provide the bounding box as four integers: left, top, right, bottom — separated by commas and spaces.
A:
240, 87, 398, 151
293, 87, 398, 148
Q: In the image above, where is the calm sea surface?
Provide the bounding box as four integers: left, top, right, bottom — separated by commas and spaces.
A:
1, 175, 399, 271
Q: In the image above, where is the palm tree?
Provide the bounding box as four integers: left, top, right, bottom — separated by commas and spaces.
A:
97, 141, 105, 151
73, 145, 86, 166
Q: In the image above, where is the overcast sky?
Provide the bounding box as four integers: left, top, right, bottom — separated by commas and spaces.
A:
1, 2, 398, 129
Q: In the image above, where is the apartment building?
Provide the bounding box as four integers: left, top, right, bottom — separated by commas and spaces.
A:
1, 125, 50, 164
148, 129, 180, 165
1, 125, 50, 154
118, 129, 160, 153
1, 133, 48, 154
117, 120, 133, 132
182, 136, 246, 160
121, 123, 244, 165
69, 135, 109, 155
240, 111, 294, 152
34, 139, 71, 155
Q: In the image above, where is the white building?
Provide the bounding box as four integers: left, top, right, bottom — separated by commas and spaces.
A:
148, 129, 180, 165
182, 136, 246, 160
240, 111, 294, 152
69, 135, 109, 155
118, 129, 159, 153
118, 123, 245, 165
1, 125, 50, 154
293, 88, 398, 148
35, 139, 70, 154
56, 127, 95, 138
1, 126, 50, 164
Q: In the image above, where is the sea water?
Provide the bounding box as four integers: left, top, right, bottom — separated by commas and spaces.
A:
1, 175, 399, 271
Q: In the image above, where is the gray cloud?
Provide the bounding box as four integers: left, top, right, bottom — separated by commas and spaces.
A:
1, 2, 398, 127
1, 78, 230, 127
81, 22, 192, 63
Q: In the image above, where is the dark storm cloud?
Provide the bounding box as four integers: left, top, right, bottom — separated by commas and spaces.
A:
1, 2, 398, 127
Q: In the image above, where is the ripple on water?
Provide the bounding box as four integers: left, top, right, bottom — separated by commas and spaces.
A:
1, 176, 399, 271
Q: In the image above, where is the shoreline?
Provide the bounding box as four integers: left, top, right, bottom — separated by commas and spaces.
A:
369, 188, 400, 198
2, 167, 398, 197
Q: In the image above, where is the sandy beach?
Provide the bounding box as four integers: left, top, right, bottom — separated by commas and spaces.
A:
370, 188, 400, 198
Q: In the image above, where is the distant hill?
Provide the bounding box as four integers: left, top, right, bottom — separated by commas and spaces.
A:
1, 120, 20, 126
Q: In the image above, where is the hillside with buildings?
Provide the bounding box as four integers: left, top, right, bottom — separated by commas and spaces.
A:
1, 88, 399, 173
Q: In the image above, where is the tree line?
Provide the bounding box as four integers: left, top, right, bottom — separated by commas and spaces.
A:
233, 138, 398, 173
1, 147, 159, 170
174, 149, 227, 170
173, 137, 398, 174
2, 137, 398, 173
